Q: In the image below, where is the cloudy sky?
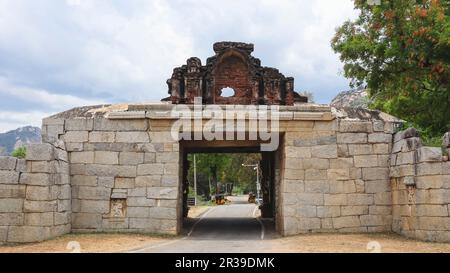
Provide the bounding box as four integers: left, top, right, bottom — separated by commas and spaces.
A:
0, 0, 358, 133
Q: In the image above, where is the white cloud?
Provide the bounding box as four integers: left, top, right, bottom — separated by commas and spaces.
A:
0, 0, 359, 132
0, 110, 49, 133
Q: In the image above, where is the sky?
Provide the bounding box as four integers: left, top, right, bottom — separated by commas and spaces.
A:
0, 0, 359, 133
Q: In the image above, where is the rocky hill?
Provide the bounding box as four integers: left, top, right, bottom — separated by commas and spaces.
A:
330, 87, 370, 109
0, 126, 41, 156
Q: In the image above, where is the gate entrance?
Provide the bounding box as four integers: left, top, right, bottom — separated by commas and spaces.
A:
180, 140, 281, 236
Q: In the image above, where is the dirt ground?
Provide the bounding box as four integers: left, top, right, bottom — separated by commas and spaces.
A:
1, 232, 449, 253
0, 233, 170, 253
272, 233, 450, 253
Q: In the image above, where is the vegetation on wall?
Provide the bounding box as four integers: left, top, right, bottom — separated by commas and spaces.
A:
11, 146, 26, 159
332, 0, 449, 140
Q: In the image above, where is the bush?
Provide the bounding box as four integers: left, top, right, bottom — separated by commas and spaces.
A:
11, 147, 26, 159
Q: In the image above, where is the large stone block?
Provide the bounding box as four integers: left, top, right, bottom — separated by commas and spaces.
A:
128, 197, 156, 207
285, 146, 311, 158
317, 206, 340, 218
115, 177, 135, 189
94, 118, 148, 131
116, 132, 150, 143
127, 207, 151, 218
26, 144, 54, 161
373, 144, 390, 154
129, 218, 160, 230
76, 186, 111, 200
296, 206, 317, 217
65, 118, 94, 131
284, 168, 305, 180
394, 128, 419, 142
324, 194, 347, 206
85, 164, 136, 177
297, 217, 321, 230
0, 157, 17, 170
161, 176, 178, 187
283, 180, 304, 193
0, 170, 19, 184
71, 175, 98, 186
7, 226, 51, 243
311, 145, 338, 159
417, 147, 442, 162
362, 167, 389, 180
0, 184, 25, 198
328, 180, 356, 193
339, 120, 372, 133
354, 155, 379, 168
26, 186, 57, 201
135, 176, 161, 187
297, 193, 324, 205
72, 213, 103, 229
305, 180, 329, 193
301, 158, 329, 170
416, 205, 448, 217
0, 198, 23, 212
24, 200, 56, 212
156, 152, 179, 163
19, 173, 52, 186
78, 200, 110, 214
365, 180, 390, 193
330, 158, 353, 169
63, 131, 89, 143
347, 194, 374, 205
332, 216, 361, 229
147, 187, 178, 200
150, 207, 177, 220
137, 164, 164, 176
305, 169, 327, 180
89, 131, 116, 143
341, 205, 368, 216
368, 133, 392, 143
94, 151, 119, 165
119, 152, 144, 165
327, 169, 350, 181
337, 133, 367, 144
360, 215, 392, 227
417, 162, 442, 176
418, 217, 450, 231
25, 212, 54, 226
348, 144, 373, 155
70, 151, 95, 164
0, 213, 24, 225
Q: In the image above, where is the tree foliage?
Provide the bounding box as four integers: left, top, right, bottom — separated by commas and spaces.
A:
332, 0, 450, 136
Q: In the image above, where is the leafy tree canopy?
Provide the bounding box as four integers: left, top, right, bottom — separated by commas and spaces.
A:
332, 0, 449, 137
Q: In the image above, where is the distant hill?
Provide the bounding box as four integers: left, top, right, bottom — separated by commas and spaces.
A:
330, 87, 370, 109
0, 126, 41, 156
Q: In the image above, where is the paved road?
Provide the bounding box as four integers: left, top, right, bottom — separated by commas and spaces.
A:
132, 196, 276, 253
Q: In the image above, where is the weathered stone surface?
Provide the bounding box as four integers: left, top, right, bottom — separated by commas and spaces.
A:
296, 206, 317, 217
317, 206, 340, 218
362, 167, 389, 180
115, 177, 135, 189
311, 145, 338, 159
416, 205, 448, 217
0, 157, 17, 170
72, 175, 97, 186
443, 132, 450, 148
71, 152, 94, 164
76, 186, 111, 200
150, 207, 177, 220
26, 186, 57, 201
0, 170, 19, 184
78, 200, 110, 214
348, 144, 373, 155
347, 194, 374, 205
305, 180, 329, 193
135, 176, 161, 187
286, 146, 311, 158
137, 164, 164, 176
72, 213, 102, 229
161, 176, 178, 187
94, 151, 119, 165
305, 169, 327, 180
63, 131, 89, 143
85, 164, 136, 177
324, 194, 347, 206
116, 132, 149, 143
284, 168, 305, 180
339, 120, 372, 133
7, 226, 51, 243
368, 133, 392, 143
365, 180, 390, 193
23, 200, 56, 212
119, 152, 144, 165
26, 144, 54, 161
65, 118, 93, 131
417, 147, 442, 162
333, 216, 361, 229
25, 212, 54, 226
417, 162, 442, 176
296, 193, 324, 206
394, 128, 419, 142
94, 118, 148, 131
156, 152, 179, 163
327, 169, 350, 181
337, 133, 367, 144
341, 206, 368, 216
0, 185, 25, 198
354, 155, 379, 168
0, 198, 23, 212
0, 213, 24, 225
128, 197, 156, 207
147, 187, 178, 200
19, 173, 52, 186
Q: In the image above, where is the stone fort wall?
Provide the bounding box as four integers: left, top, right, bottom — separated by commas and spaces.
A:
0, 104, 449, 244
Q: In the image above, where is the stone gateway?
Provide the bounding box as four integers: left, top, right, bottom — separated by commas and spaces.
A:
0, 42, 450, 244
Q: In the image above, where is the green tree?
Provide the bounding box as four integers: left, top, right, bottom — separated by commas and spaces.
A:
11, 146, 26, 159
332, 0, 450, 137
